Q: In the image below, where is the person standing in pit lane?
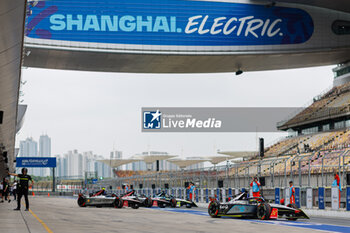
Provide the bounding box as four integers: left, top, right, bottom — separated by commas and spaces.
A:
1, 178, 11, 203
250, 177, 261, 197
187, 182, 196, 201
12, 181, 17, 200
289, 181, 296, 205
0, 180, 3, 201
8, 168, 34, 211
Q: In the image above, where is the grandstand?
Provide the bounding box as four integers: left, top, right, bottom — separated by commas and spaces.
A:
278, 81, 350, 132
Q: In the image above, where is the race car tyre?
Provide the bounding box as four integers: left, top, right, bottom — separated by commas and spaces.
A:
186, 203, 192, 208
77, 197, 86, 207
131, 202, 140, 209
115, 198, 124, 208
257, 203, 272, 220
113, 198, 120, 208
158, 202, 166, 208
144, 198, 153, 208
170, 198, 177, 208
208, 201, 220, 218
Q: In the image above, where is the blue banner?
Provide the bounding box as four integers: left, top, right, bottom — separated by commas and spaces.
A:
26, 0, 313, 46
295, 187, 301, 208
275, 188, 280, 204
347, 187, 350, 211
205, 188, 209, 203
319, 187, 325, 210
228, 188, 232, 198
16, 157, 56, 168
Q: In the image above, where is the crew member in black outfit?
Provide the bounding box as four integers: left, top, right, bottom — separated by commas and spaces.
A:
8, 168, 34, 211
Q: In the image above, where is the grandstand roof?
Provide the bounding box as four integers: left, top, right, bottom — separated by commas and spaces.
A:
205, 155, 233, 165
218, 151, 257, 158
99, 159, 141, 168
133, 154, 178, 164
167, 158, 208, 169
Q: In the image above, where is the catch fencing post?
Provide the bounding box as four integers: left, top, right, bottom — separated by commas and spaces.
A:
346, 187, 350, 211
306, 187, 313, 209
318, 187, 325, 209
295, 187, 301, 208
331, 187, 339, 210
275, 187, 280, 204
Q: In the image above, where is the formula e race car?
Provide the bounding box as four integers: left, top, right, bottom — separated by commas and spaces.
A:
77, 190, 142, 209
156, 191, 197, 208
152, 191, 177, 208
77, 191, 120, 208
121, 191, 153, 208
208, 192, 309, 220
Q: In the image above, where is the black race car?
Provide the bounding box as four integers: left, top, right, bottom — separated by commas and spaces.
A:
116, 191, 144, 209
77, 189, 142, 209
156, 191, 197, 208
122, 191, 153, 208
152, 191, 177, 208
77, 190, 121, 208
208, 192, 309, 220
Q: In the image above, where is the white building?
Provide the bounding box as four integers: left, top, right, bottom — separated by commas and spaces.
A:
39, 134, 51, 177
65, 150, 83, 178
19, 137, 38, 176
95, 155, 111, 178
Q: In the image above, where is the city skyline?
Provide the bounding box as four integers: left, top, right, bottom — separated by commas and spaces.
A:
19, 135, 202, 177
19, 134, 52, 176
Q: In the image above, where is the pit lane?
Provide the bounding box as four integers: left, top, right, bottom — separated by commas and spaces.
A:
1, 196, 349, 233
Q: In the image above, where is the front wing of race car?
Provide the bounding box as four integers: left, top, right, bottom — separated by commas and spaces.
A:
176, 198, 198, 208
270, 204, 309, 220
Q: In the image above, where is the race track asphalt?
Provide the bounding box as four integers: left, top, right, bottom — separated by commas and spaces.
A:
0, 196, 349, 233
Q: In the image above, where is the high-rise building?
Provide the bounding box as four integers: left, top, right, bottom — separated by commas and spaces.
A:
110, 150, 122, 172
95, 155, 111, 178
39, 134, 51, 177
110, 150, 122, 159
65, 150, 83, 178
83, 151, 95, 177
19, 137, 38, 176
19, 137, 38, 157
56, 155, 67, 178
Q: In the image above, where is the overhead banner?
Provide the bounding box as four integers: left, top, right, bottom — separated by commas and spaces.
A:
26, 0, 313, 46
16, 157, 57, 168
141, 107, 299, 132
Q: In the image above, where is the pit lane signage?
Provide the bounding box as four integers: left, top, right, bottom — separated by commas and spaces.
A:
16, 157, 57, 168
26, 0, 313, 46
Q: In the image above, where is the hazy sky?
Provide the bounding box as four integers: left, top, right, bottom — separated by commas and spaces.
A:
16, 66, 334, 159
